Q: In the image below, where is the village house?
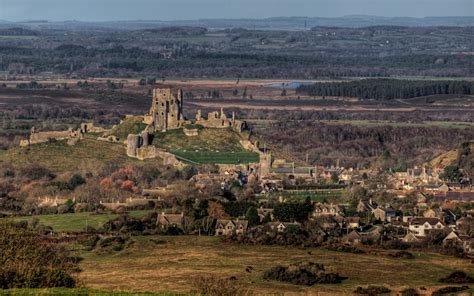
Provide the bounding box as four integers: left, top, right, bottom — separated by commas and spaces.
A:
434, 191, 474, 203
344, 216, 361, 229
156, 212, 184, 231
408, 217, 445, 237
357, 199, 377, 213
402, 232, 420, 243
442, 231, 462, 246
422, 208, 443, 219
343, 230, 362, 245
267, 221, 301, 233
312, 203, 342, 217
215, 219, 249, 236
372, 207, 396, 222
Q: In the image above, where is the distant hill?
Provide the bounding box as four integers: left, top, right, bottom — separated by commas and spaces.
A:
0, 27, 39, 36
7, 16, 474, 31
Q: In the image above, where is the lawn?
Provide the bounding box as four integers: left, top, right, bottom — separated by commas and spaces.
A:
75, 235, 474, 295
12, 211, 150, 232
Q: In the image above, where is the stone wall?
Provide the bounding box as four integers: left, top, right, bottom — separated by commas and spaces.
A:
29, 130, 71, 145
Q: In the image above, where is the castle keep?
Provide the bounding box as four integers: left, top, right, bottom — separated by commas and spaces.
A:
144, 88, 185, 132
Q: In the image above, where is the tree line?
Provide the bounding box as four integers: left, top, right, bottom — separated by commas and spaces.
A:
296, 79, 474, 100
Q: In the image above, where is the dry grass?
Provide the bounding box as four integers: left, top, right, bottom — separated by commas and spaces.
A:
77, 235, 474, 295
0, 139, 162, 175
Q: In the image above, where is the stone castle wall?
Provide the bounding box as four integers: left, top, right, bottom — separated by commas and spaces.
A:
29, 130, 71, 145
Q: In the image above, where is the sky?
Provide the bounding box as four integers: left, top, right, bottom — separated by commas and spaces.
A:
0, 0, 473, 21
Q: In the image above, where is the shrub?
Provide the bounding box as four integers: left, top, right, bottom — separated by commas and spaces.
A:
438, 271, 474, 284
400, 288, 419, 296
69, 174, 86, 189
0, 221, 77, 288
263, 262, 344, 286
387, 251, 415, 259
18, 164, 55, 181
354, 286, 391, 295
191, 276, 248, 296
431, 286, 469, 296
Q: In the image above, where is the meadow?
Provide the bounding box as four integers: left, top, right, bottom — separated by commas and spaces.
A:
75, 235, 474, 295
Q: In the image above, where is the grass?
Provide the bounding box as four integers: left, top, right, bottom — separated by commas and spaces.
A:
107, 116, 147, 140
0, 138, 162, 175
0, 288, 179, 295
75, 235, 474, 295
11, 210, 150, 232
152, 128, 259, 164
153, 128, 245, 152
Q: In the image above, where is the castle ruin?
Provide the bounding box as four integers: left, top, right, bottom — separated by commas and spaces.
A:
144, 88, 185, 132
126, 88, 249, 160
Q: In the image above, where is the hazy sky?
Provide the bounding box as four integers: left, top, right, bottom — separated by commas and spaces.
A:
0, 0, 473, 21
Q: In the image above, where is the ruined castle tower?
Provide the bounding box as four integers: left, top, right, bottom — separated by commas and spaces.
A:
149, 88, 184, 132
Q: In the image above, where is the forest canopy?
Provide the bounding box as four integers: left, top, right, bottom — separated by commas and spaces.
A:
296, 79, 474, 100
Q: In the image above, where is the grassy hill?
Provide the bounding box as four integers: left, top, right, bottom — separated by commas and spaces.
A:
0, 138, 162, 175
153, 128, 259, 164
106, 116, 147, 141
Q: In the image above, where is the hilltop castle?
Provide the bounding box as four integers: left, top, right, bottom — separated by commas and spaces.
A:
126, 88, 248, 159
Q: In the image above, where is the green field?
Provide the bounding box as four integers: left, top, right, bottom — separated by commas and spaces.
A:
172, 149, 259, 164
12, 211, 150, 232
74, 235, 473, 295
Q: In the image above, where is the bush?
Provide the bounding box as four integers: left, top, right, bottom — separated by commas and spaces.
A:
0, 221, 77, 288
439, 271, 474, 284
18, 164, 55, 181
400, 288, 419, 296
387, 251, 415, 259
191, 276, 248, 296
263, 262, 344, 286
432, 286, 469, 296
69, 174, 86, 189
354, 286, 391, 295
